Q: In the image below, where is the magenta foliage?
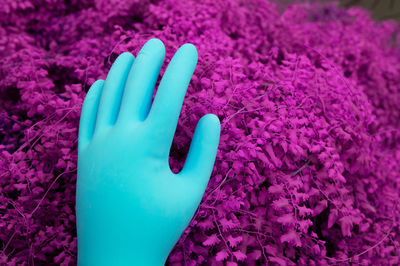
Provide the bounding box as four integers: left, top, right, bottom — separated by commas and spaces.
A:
1, 0, 400, 265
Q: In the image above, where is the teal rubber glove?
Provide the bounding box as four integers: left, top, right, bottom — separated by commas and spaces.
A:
76, 38, 221, 265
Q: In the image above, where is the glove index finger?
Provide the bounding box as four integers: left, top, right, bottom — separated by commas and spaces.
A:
146, 43, 198, 158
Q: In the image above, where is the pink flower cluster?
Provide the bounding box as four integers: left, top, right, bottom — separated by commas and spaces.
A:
1, 0, 399, 265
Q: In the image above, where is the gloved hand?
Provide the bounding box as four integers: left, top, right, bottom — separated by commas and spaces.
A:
76, 38, 221, 265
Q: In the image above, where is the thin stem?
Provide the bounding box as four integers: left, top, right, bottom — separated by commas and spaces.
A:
213, 211, 232, 256
30, 169, 76, 216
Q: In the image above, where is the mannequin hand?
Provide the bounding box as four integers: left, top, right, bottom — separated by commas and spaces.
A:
76, 38, 220, 265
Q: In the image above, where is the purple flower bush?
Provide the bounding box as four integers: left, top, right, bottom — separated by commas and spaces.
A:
1, 0, 400, 265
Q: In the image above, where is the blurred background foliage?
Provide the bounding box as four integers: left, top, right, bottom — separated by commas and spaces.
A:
340, 0, 400, 21
274, 0, 400, 22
